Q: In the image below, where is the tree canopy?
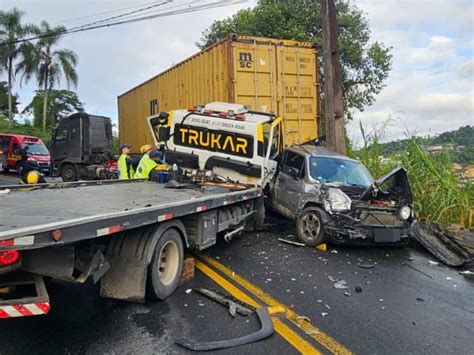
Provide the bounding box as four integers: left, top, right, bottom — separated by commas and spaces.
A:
23, 89, 84, 129
197, 0, 392, 118
0, 81, 19, 117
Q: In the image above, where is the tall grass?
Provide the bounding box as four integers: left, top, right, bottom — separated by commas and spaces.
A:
401, 137, 473, 229
350, 121, 473, 229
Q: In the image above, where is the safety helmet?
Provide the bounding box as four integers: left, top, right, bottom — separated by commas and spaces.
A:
140, 144, 153, 154
26, 171, 41, 184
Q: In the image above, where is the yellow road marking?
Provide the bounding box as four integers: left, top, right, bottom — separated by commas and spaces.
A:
198, 254, 352, 355
195, 260, 321, 354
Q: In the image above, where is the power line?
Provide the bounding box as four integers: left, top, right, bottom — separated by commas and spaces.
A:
49, 2, 161, 26
1, 0, 245, 46
67, 0, 173, 31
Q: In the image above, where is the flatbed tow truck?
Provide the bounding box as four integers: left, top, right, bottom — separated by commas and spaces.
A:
0, 179, 263, 319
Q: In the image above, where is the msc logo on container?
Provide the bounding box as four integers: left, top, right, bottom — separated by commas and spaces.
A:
239, 52, 253, 68
174, 124, 254, 158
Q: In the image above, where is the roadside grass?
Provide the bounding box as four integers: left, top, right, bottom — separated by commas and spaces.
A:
350, 121, 473, 229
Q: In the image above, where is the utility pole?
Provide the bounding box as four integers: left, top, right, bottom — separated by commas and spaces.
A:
321, 0, 346, 154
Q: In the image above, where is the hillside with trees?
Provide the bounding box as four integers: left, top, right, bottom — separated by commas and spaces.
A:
379, 126, 474, 164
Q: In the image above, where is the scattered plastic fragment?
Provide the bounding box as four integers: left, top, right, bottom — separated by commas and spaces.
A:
446, 277, 452, 280
186, 289, 192, 294
278, 237, 305, 247
379, 299, 384, 302
330, 249, 338, 254
459, 270, 474, 276
296, 316, 311, 323
416, 298, 424, 302
334, 280, 349, 289
316, 244, 327, 251
327, 275, 338, 282
428, 260, 439, 266
325, 304, 331, 310
358, 264, 375, 269
291, 278, 296, 281
321, 312, 328, 317
344, 292, 351, 297
355, 286, 363, 293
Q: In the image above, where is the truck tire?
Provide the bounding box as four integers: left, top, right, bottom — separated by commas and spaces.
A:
148, 228, 184, 300
296, 207, 325, 246
60, 164, 78, 182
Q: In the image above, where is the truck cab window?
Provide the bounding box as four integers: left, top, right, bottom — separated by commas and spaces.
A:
55, 129, 68, 141
282, 152, 305, 177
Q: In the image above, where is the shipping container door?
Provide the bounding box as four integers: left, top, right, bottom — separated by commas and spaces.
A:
276, 46, 319, 146
231, 40, 278, 115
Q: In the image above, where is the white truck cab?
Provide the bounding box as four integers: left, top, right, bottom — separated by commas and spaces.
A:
148, 102, 283, 187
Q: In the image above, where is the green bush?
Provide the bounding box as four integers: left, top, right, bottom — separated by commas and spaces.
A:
0, 116, 52, 147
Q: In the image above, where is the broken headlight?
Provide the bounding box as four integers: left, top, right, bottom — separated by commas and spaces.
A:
399, 206, 411, 220
325, 188, 351, 212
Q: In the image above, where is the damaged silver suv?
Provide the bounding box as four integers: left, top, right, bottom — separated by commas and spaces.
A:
269, 146, 414, 246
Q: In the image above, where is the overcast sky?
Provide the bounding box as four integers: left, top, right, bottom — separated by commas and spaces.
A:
2, 0, 473, 143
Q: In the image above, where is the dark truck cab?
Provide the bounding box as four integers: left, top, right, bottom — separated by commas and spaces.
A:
270, 146, 414, 246
51, 113, 117, 181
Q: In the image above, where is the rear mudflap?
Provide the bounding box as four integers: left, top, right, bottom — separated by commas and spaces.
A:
0, 272, 50, 319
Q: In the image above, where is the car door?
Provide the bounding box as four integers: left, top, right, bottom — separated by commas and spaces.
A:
274, 151, 306, 217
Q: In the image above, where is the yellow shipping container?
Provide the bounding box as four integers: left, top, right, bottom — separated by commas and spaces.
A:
118, 34, 320, 152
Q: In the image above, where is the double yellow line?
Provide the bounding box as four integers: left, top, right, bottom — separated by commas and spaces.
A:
195, 254, 352, 355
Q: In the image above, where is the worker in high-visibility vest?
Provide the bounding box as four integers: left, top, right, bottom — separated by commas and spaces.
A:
134, 145, 162, 179
117, 144, 138, 180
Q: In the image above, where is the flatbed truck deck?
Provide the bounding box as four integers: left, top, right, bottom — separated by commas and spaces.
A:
0, 179, 264, 319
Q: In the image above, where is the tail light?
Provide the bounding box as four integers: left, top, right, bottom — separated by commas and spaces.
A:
0, 250, 20, 266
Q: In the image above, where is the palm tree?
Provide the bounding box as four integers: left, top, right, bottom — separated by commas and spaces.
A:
17, 21, 78, 131
0, 8, 36, 123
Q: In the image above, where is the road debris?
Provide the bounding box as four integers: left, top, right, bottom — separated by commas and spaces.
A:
459, 270, 474, 276
185, 289, 192, 294
428, 260, 439, 266
327, 275, 338, 282
194, 288, 255, 316
316, 243, 327, 251
334, 280, 349, 289
278, 237, 305, 247
321, 312, 328, 317
358, 264, 375, 269
355, 286, 363, 293
416, 298, 425, 302
413, 222, 472, 267
175, 307, 274, 351
344, 292, 351, 297
295, 316, 311, 323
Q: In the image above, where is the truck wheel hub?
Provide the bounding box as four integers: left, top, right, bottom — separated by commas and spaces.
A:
158, 240, 179, 286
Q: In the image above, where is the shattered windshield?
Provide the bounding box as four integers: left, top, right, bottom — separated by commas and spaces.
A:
309, 157, 373, 187
22, 143, 49, 156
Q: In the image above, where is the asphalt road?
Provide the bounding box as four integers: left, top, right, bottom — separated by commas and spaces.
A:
0, 216, 472, 354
